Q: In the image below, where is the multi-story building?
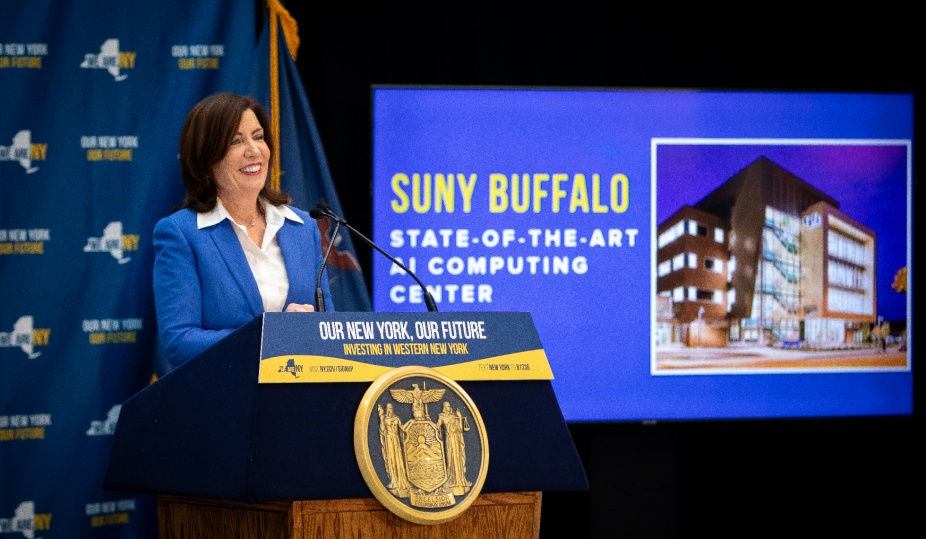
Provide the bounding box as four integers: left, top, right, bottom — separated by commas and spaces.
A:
656, 156, 877, 348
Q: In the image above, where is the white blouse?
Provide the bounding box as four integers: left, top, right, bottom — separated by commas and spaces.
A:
198, 199, 304, 312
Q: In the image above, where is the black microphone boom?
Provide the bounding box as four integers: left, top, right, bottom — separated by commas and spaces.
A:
311, 203, 438, 312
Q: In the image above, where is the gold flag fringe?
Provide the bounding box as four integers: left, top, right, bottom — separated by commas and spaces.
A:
267, 0, 300, 191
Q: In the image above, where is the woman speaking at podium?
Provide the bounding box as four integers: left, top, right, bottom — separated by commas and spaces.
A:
153, 92, 332, 367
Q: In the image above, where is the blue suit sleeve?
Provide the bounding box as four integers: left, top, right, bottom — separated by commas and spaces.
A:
153, 216, 234, 366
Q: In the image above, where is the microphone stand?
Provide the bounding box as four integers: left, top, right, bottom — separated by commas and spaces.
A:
314, 220, 340, 312
312, 204, 438, 312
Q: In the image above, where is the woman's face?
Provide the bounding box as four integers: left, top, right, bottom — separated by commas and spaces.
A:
212, 108, 270, 201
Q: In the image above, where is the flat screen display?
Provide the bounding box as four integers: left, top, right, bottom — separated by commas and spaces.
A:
370, 87, 913, 422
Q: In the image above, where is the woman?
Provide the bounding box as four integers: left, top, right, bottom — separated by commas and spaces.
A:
153, 92, 333, 367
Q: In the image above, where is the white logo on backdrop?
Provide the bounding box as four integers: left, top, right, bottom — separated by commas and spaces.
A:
80, 38, 129, 81
83, 222, 132, 264
0, 500, 36, 538
0, 316, 41, 359
0, 131, 39, 173
86, 405, 121, 436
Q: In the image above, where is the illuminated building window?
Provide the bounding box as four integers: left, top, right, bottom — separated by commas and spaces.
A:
704, 257, 723, 273
828, 260, 866, 290
686, 220, 708, 236
827, 288, 871, 315
658, 260, 671, 277
828, 231, 866, 265
658, 221, 685, 248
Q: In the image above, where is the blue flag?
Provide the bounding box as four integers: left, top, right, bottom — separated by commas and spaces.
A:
250, 10, 372, 312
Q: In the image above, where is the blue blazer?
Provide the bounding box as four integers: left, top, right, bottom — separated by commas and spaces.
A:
153, 206, 333, 366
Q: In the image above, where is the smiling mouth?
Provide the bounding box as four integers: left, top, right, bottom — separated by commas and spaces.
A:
240, 164, 261, 174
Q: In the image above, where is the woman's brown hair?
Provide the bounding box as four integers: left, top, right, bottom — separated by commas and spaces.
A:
178, 92, 289, 212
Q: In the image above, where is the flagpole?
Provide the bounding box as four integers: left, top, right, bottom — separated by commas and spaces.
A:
266, 0, 300, 192
259, 1, 372, 311
268, 1, 281, 191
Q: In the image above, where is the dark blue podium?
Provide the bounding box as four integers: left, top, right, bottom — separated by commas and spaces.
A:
105, 312, 587, 538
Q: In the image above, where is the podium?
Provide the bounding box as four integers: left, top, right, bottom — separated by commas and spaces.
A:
105, 312, 587, 538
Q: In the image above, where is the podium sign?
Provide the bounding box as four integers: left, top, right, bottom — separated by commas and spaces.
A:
258, 311, 554, 383
105, 312, 587, 505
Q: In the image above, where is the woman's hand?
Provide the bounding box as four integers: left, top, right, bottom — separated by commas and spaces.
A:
284, 303, 316, 313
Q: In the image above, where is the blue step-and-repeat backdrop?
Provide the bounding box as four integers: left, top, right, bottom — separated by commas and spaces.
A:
1, 1, 261, 536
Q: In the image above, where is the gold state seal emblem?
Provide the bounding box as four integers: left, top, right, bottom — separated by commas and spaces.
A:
354, 366, 489, 524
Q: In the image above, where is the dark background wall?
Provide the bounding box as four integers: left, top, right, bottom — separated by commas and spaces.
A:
282, 3, 918, 537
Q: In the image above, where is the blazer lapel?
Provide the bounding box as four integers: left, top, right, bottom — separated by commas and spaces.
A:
209, 222, 264, 316
277, 220, 313, 305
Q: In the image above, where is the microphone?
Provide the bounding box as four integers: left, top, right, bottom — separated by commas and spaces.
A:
311, 202, 439, 312
312, 213, 340, 312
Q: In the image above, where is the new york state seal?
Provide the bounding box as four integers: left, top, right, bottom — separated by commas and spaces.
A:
354, 366, 489, 524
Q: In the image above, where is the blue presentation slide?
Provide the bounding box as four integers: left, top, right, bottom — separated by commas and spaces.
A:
370, 87, 913, 421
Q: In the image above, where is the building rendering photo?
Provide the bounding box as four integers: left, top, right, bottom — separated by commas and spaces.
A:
656, 154, 886, 353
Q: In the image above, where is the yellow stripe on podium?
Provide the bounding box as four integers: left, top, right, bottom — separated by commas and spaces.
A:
259, 355, 392, 383
259, 349, 554, 383
434, 349, 554, 381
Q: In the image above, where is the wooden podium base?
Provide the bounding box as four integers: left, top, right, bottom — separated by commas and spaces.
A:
157, 491, 541, 538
